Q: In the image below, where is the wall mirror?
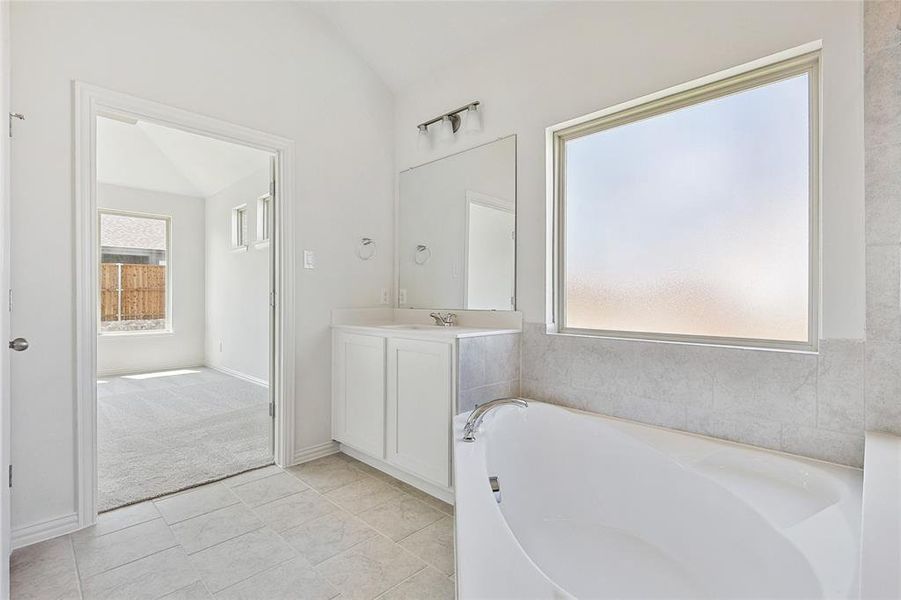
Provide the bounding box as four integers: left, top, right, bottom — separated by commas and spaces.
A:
398, 135, 516, 310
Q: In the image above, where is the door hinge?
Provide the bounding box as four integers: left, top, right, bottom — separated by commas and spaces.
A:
8, 112, 24, 137
269, 291, 276, 308
8, 464, 12, 488
269, 402, 275, 418
8, 288, 12, 312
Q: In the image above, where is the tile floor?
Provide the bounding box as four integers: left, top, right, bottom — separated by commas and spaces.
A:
10, 454, 455, 600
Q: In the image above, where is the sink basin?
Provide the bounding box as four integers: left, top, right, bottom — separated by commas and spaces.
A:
378, 324, 451, 330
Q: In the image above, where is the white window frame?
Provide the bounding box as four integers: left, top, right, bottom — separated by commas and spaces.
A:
97, 209, 173, 336
231, 204, 248, 251
255, 193, 272, 249
549, 47, 820, 352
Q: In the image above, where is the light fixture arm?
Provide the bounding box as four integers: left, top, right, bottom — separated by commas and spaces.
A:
417, 101, 480, 133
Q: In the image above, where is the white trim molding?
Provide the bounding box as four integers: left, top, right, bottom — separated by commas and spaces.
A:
293, 441, 340, 466
11, 513, 79, 550
74, 82, 296, 530
206, 364, 269, 389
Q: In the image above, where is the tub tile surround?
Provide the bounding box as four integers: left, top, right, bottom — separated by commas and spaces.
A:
10, 456, 455, 600
519, 1, 901, 469
521, 325, 867, 467
457, 333, 522, 414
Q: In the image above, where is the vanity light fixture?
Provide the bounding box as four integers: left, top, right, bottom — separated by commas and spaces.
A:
416, 124, 431, 150
463, 103, 482, 133
415, 101, 481, 145
437, 115, 455, 144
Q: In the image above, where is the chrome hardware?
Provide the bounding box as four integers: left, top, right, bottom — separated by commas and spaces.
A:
8, 337, 29, 352
429, 312, 457, 327
8, 112, 24, 137
489, 476, 501, 503
462, 397, 528, 442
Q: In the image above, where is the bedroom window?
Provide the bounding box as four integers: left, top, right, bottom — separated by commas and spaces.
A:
99, 211, 171, 334
552, 51, 819, 351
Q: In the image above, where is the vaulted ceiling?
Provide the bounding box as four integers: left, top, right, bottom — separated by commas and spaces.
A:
309, 1, 566, 92
97, 116, 272, 198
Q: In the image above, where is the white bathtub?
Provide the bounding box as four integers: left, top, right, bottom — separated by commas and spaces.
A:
453, 401, 863, 599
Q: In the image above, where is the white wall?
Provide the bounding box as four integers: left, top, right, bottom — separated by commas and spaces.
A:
205, 167, 271, 383
97, 184, 206, 376
395, 1, 865, 340
10, 2, 394, 535
394, 2, 868, 465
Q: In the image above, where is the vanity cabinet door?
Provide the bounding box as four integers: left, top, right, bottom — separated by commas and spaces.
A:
332, 331, 386, 458
386, 338, 452, 487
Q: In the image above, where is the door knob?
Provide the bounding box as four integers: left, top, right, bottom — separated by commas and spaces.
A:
8, 338, 28, 352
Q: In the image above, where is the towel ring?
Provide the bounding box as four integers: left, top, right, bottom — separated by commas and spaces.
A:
414, 244, 431, 265
356, 237, 376, 261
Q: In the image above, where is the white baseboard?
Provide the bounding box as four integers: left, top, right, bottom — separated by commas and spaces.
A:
97, 363, 205, 378
339, 444, 455, 504
12, 512, 80, 550
206, 364, 269, 388
292, 441, 340, 466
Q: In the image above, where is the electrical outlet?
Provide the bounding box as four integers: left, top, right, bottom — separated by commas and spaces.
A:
303, 250, 316, 269
380, 288, 390, 305
399, 288, 407, 304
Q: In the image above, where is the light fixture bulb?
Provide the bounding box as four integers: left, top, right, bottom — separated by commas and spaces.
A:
464, 104, 482, 133
437, 115, 454, 143
416, 124, 431, 150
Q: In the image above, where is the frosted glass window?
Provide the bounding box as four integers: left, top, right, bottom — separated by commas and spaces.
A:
556, 58, 817, 348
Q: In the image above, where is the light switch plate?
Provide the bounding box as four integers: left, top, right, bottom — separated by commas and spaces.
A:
303, 250, 316, 269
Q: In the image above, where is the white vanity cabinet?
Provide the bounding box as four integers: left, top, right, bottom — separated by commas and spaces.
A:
331, 332, 386, 458
330, 320, 522, 502
386, 338, 453, 487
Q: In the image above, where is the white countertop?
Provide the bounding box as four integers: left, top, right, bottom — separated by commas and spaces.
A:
332, 322, 521, 339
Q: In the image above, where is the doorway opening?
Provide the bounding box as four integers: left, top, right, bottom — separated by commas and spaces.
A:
94, 116, 276, 511
75, 83, 297, 525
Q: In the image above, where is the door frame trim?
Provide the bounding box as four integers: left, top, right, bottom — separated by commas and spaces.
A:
74, 82, 296, 526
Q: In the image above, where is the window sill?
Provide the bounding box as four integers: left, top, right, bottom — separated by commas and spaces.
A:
254, 240, 270, 250
548, 327, 818, 355
231, 245, 248, 253
99, 329, 175, 338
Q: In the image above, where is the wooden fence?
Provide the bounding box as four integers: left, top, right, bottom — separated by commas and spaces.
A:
100, 263, 166, 322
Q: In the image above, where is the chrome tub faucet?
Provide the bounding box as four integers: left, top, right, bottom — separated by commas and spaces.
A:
462, 398, 528, 442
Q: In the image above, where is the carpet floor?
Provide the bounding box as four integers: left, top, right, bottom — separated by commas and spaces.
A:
97, 367, 272, 512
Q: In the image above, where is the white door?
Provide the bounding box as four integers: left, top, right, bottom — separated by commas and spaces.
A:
1, 2, 12, 594
332, 332, 385, 458
465, 192, 515, 310
386, 338, 451, 487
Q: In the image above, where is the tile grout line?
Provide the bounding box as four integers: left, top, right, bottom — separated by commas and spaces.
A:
76, 543, 180, 585
372, 563, 431, 600
68, 535, 86, 600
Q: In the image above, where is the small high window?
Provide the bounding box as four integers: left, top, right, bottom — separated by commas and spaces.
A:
232, 204, 248, 249
99, 211, 171, 334
256, 193, 272, 246
551, 52, 819, 350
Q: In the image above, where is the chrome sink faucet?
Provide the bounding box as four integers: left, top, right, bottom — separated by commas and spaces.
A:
429, 312, 457, 327
462, 398, 528, 442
